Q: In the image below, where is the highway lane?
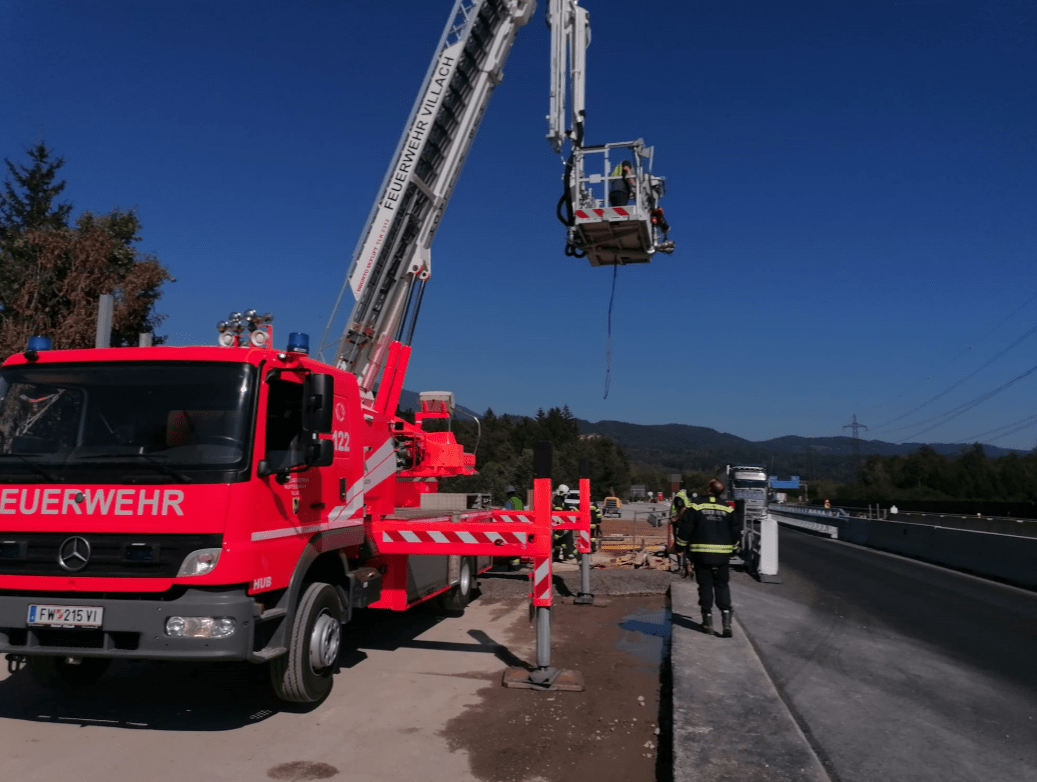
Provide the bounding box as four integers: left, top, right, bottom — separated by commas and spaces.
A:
731, 526, 1037, 782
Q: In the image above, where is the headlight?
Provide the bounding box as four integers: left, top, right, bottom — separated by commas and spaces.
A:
165, 616, 236, 639
177, 548, 221, 577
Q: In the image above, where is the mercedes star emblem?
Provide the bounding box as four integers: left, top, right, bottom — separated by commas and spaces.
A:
58, 536, 91, 572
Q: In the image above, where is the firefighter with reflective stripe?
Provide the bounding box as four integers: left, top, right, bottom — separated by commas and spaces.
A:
687, 479, 739, 637
503, 484, 524, 571
589, 501, 602, 551
552, 484, 575, 561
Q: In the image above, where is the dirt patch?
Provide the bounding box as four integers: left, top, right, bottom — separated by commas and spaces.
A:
440, 593, 670, 782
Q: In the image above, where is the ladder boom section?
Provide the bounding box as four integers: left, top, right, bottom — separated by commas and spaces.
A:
328, 0, 536, 394
546, 0, 589, 154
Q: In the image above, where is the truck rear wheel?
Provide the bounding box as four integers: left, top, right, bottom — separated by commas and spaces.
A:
438, 556, 475, 613
270, 581, 344, 703
28, 655, 110, 689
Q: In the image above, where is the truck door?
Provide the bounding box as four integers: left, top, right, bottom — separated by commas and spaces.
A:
260, 373, 322, 527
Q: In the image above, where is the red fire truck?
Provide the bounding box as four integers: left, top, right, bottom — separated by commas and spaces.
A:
0, 330, 530, 701
1, 0, 665, 701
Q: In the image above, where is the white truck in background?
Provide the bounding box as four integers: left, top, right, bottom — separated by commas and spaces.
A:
726, 464, 780, 583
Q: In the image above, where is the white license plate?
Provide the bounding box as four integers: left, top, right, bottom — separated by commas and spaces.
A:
26, 604, 104, 628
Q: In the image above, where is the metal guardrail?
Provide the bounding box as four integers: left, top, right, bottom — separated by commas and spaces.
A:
771, 504, 848, 520
769, 503, 1037, 588
768, 506, 844, 539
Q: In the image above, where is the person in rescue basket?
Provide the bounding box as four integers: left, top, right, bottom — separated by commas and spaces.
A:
688, 479, 739, 637
609, 159, 635, 206
503, 484, 524, 571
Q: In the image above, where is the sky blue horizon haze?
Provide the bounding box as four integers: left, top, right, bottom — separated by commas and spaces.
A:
2, 0, 1035, 451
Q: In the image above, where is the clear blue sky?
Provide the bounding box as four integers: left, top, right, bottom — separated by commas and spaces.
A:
3, 0, 1035, 451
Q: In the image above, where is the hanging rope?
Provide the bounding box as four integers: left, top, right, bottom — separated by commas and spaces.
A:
603, 264, 618, 399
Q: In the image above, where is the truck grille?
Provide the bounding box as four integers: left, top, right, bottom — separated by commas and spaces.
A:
0, 533, 222, 578
734, 489, 767, 501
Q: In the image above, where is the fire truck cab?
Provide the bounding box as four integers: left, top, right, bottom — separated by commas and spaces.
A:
0, 336, 493, 702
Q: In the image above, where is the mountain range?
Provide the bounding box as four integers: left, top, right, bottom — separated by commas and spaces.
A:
575, 419, 1021, 482
398, 390, 1020, 482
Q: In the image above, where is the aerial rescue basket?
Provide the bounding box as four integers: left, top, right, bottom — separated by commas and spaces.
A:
560, 140, 675, 267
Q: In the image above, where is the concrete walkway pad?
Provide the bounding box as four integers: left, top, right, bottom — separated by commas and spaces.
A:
670, 580, 830, 782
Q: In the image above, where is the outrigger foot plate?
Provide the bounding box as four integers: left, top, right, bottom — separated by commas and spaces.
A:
502, 666, 585, 691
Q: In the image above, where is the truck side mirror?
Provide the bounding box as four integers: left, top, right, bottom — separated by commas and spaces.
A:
302, 373, 334, 434
306, 438, 334, 467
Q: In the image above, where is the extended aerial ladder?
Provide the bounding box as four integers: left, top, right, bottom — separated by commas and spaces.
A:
310, 0, 674, 684
312, 0, 592, 689
318, 0, 675, 387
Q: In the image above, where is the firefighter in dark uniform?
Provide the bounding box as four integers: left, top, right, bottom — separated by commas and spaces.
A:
589, 501, 603, 552
687, 479, 739, 637
552, 484, 575, 561
669, 488, 692, 574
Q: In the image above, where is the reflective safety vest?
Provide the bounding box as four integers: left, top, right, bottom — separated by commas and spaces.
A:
610, 163, 632, 195
670, 490, 690, 521
505, 495, 524, 511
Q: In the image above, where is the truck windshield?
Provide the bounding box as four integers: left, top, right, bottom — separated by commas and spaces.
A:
0, 362, 254, 482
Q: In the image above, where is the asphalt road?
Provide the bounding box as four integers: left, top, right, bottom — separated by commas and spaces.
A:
732, 526, 1037, 782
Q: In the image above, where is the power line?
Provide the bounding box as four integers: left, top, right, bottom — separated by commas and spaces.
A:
958, 413, 1037, 446
862, 291, 1037, 423
896, 361, 1037, 443
872, 317, 1037, 431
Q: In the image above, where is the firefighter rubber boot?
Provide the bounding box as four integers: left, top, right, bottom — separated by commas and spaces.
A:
721, 610, 733, 638
701, 612, 714, 635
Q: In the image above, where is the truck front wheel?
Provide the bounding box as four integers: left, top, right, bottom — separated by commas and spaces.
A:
28, 655, 111, 689
270, 581, 344, 703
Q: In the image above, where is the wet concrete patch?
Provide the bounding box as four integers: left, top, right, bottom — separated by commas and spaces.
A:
267, 761, 339, 780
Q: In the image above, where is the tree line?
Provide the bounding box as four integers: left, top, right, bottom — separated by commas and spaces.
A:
797, 443, 1037, 505
420, 405, 633, 505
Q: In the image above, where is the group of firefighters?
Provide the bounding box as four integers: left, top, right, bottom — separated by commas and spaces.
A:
500, 483, 603, 570
500, 481, 739, 638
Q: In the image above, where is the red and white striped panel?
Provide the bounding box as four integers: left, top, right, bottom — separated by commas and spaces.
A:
575, 207, 631, 220
577, 529, 590, 552
380, 529, 528, 547
532, 557, 552, 605
500, 512, 576, 527
499, 512, 536, 524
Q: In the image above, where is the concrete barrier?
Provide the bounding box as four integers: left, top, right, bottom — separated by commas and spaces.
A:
769, 506, 1037, 590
